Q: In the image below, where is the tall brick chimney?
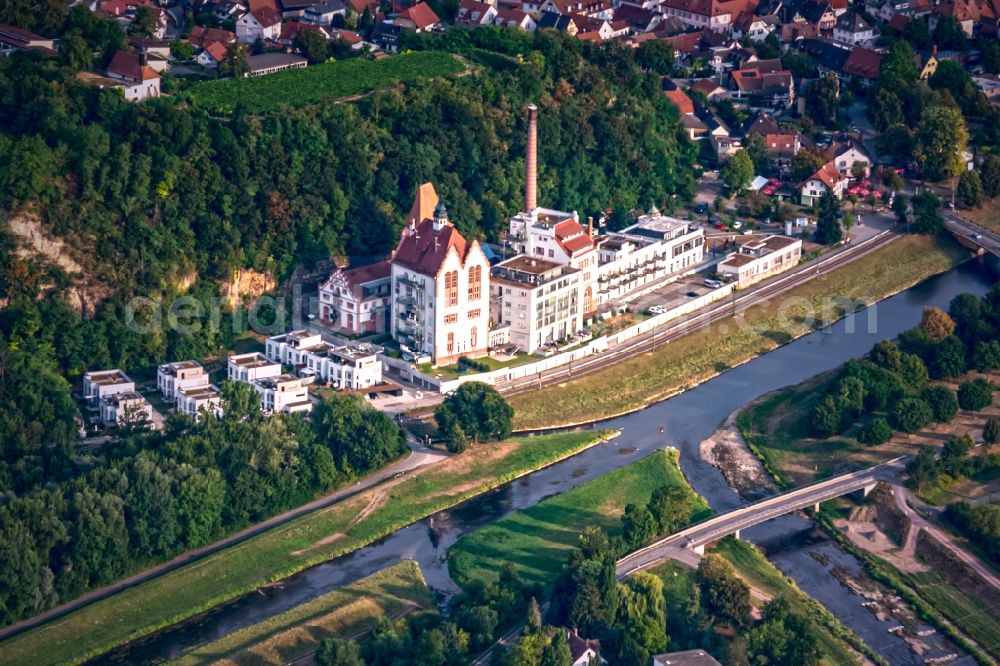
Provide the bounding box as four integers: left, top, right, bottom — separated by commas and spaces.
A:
525, 104, 538, 213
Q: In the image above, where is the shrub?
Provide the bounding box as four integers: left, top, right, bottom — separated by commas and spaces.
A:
984, 419, 1000, 444
858, 417, 893, 446
811, 395, 843, 436
890, 397, 933, 433
957, 378, 994, 412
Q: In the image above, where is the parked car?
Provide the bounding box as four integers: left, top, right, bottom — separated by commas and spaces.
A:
694, 203, 708, 214
649, 305, 667, 315
704, 279, 724, 288
686, 291, 699, 298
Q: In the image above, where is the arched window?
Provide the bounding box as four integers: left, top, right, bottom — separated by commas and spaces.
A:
468, 265, 482, 301
445, 270, 458, 306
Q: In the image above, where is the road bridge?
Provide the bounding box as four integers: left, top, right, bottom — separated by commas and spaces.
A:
616, 458, 905, 577
946, 216, 1000, 257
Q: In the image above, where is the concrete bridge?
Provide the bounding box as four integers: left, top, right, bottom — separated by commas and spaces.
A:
945, 216, 1000, 257
616, 458, 904, 576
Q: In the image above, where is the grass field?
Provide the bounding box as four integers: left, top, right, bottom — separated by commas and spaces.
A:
168, 561, 432, 666
0, 431, 607, 666
510, 235, 968, 430
898, 569, 1000, 657
448, 449, 710, 591
709, 539, 865, 665
188, 51, 465, 114
960, 202, 1000, 234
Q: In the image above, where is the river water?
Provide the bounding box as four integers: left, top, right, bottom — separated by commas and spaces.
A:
96, 260, 996, 665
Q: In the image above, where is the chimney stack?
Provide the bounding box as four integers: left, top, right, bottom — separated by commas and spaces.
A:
525, 104, 538, 213
587, 216, 594, 239
139, 47, 148, 68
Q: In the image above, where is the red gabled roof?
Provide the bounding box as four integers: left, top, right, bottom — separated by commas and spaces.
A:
554, 219, 595, 256
393, 218, 473, 276
280, 20, 320, 41
330, 28, 363, 43
251, 5, 282, 27
398, 1, 440, 28
343, 259, 392, 285
665, 30, 702, 53
842, 46, 882, 79
664, 87, 695, 114
189, 26, 236, 47
345, 0, 379, 13
107, 50, 159, 82
204, 40, 228, 62
807, 161, 844, 189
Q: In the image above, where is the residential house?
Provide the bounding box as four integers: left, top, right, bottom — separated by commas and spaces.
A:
536, 11, 579, 32
236, 5, 282, 43
490, 256, 583, 354
567, 629, 604, 666
689, 76, 729, 100
659, 0, 759, 32
833, 11, 875, 43
795, 0, 838, 28
701, 107, 742, 157
99, 0, 169, 38
795, 37, 851, 78
612, 4, 662, 30
253, 374, 312, 414
176, 385, 224, 421
801, 161, 848, 205
371, 21, 402, 50
653, 649, 723, 666
265, 330, 383, 388
329, 27, 367, 47
778, 20, 819, 45
126, 37, 172, 72
841, 45, 882, 85
877, 0, 911, 21
718, 234, 802, 287
105, 50, 161, 101
390, 185, 491, 365
831, 141, 871, 177
212, 0, 249, 21
278, 21, 331, 45
100, 392, 155, 427
394, 2, 441, 30
0, 24, 56, 56
729, 58, 795, 108
494, 6, 537, 30
157, 361, 210, 401
188, 26, 237, 48
319, 261, 392, 335
228, 352, 281, 383
732, 10, 778, 39
456, 0, 500, 25
303, 0, 347, 23
83, 369, 136, 407
918, 49, 940, 79
195, 40, 229, 67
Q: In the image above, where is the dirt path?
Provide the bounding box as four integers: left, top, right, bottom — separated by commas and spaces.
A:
891, 485, 1000, 592
699, 408, 779, 501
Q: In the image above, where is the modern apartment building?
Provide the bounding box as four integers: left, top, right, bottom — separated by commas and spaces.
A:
156, 360, 209, 400
490, 256, 584, 353
253, 374, 312, 414
390, 185, 491, 366
265, 330, 382, 389
83, 369, 135, 406
99, 391, 153, 427
717, 234, 802, 287
227, 352, 281, 383
176, 385, 224, 422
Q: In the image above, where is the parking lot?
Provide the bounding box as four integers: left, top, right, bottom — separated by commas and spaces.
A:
630, 269, 728, 315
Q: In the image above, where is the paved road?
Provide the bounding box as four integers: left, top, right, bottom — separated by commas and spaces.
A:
497, 229, 901, 399
0, 439, 447, 642
945, 215, 1000, 257
891, 485, 1000, 593
616, 459, 903, 577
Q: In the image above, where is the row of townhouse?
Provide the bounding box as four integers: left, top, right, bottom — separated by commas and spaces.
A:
83, 370, 155, 428
264, 330, 383, 389
226, 353, 313, 414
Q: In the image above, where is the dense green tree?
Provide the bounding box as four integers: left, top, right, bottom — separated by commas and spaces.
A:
933, 15, 967, 50
983, 419, 1000, 444
295, 27, 329, 64
911, 191, 944, 234
902, 16, 932, 50
696, 553, 750, 627
958, 378, 994, 412
435, 382, 513, 442
315, 638, 364, 666
746, 598, 821, 666
128, 6, 158, 36
932, 335, 967, 378
957, 170, 984, 208
539, 629, 572, 666
220, 40, 249, 77
892, 192, 909, 226
814, 190, 843, 244
914, 105, 969, 182
858, 417, 893, 446
900, 352, 930, 387
940, 433, 974, 475
812, 395, 843, 436
984, 40, 1000, 75
621, 502, 657, 548
907, 445, 940, 489
646, 484, 695, 535
170, 40, 195, 61
791, 150, 826, 182
976, 340, 1000, 372
980, 154, 1000, 197
921, 385, 958, 423
805, 75, 839, 125
615, 573, 669, 666
891, 397, 933, 433
720, 149, 755, 194
0, 516, 43, 626
635, 40, 674, 75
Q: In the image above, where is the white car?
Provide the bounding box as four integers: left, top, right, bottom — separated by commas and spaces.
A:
649, 305, 667, 315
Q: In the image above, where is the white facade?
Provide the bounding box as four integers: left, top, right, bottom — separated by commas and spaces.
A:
318, 262, 391, 335
157, 361, 209, 400
718, 235, 802, 287
265, 330, 383, 390
99, 391, 154, 427
490, 256, 583, 354
227, 352, 281, 383
253, 374, 312, 414
176, 385, 224, 422
834, 146, 871, 177
83, 369, 135, 406
236, 9, 281, 43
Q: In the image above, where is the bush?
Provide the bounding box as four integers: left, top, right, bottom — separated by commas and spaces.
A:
890, 397, 933, 433
921, 385, 958, 423
858, 417, 893, 446
811, 395, 843, 436
458, 356, 490, 372
957, 378, 994, 412
984, 419, 1000, 444
435, 381, 514, 442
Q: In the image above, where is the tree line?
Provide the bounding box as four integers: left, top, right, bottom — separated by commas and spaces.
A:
0, 384, 406, 628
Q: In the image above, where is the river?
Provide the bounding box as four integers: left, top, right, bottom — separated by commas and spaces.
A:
95, 260, 996, 665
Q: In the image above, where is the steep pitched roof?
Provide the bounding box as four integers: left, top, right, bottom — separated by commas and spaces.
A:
343, 259, 392, 285
398, 1, 440, 28
842, 46, 882, 78
107, 50, 159, 82
807, 161, 844, 188
553, 219, 596, 256
836, 11, 870, 31
203, 40, 229, 61
408, 182, 440, 225
393, 218, 472, 276
189, 26, 237, 47
251, 4, 282, 26
664, 87, 695, 114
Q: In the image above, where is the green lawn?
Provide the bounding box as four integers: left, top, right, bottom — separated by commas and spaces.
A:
0, 431, 607, 666
710, 539, 865, 666
188, 51, 465, 114
448, 449, 710, 591
510, 235, 967, 429
419, 352, 540, 379
167, 561, 432, 666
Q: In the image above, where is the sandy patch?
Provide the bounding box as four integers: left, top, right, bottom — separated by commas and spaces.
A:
699, 409, 779, 501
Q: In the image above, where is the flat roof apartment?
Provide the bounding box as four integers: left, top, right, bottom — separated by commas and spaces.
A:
718, 234, 802, 287
490, 256, 583, 354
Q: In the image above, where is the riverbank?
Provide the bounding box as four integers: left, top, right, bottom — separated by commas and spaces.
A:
0, 431, 610, 666
167, 561, 432, 666
510, 235, 968, 430
449, 448, 710, 591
